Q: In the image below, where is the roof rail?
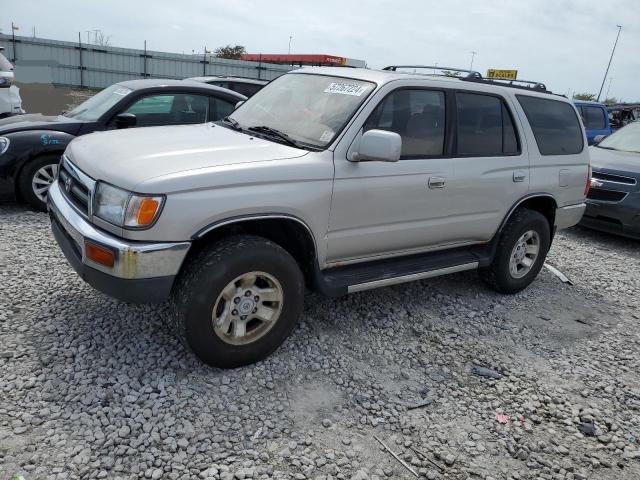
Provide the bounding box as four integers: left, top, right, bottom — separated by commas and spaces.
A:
383, 65, 482, 79
382, 64, 552, 94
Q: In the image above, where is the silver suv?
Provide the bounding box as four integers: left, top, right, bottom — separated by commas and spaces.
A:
48, 66, 589, 368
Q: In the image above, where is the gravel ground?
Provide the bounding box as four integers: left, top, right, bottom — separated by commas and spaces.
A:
1, 203, 640, 480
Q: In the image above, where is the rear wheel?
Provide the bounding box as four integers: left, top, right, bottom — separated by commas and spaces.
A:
170, 235, 304, 368
18, 154, 61, 211
480, 208, 550, 293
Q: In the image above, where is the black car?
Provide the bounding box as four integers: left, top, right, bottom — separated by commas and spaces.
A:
0, 79, 245, 210
580, 121, 640, 239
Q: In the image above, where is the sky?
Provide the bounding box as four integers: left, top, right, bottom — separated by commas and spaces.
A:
3, 0, 640, 101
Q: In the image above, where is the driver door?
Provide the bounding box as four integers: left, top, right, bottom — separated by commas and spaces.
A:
327, 87, 456, 264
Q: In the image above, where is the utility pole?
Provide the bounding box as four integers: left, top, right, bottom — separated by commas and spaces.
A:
288, 35, 293, 55
469, 51, 477, 71
597, 25, 622, 102
11, 22, 18, 62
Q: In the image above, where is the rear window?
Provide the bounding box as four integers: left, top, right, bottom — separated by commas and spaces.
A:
456, 93, 520, 156
517, 95, 583, 155
0, 53, 13, 72
581, 106, 606, 130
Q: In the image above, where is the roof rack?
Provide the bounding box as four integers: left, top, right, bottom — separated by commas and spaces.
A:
382, 64, 551, 94
383, 65, 482, 79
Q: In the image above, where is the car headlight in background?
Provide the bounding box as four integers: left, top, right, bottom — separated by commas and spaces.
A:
0, 137, 9, 155
94, 182, 164, 229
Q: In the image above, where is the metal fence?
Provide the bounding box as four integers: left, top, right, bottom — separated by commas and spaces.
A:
0, 34, 293, 89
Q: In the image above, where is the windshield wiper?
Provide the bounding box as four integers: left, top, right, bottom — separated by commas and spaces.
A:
247, 125, 305, 149
221, 116, 243, 131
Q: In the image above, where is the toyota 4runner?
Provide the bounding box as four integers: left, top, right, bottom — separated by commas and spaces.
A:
48, 66, 590, 368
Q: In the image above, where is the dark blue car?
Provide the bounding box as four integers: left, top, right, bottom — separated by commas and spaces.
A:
573, 100, 612, 145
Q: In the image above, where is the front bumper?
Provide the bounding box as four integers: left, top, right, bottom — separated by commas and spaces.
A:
48, 180, 191, 303
580, 200, 640, 240
555, 203, 586, 230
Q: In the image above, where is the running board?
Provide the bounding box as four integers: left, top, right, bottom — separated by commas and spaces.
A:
313, 247, 488, 297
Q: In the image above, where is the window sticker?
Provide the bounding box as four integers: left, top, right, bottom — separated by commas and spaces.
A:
319, 130, 334, 142
324, 82, 368, 96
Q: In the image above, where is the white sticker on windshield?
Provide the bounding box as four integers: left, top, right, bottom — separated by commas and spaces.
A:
114, 87, 132, 96
319, 130, 334, 142
324, 82, 367, 96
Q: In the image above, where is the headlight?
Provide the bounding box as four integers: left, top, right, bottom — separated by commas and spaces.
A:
0, 137, 9, 155
94, 182, 164, 229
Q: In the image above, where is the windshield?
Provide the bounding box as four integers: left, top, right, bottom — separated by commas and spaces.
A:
0, 53, 13, 72
598, 121, 640, 154
228, 73, 376, 148
66, 84, 132, 121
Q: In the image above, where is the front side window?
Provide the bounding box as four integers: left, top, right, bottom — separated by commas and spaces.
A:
456, 93, 519, 156
209, 97, 235, 121
364, 89, 445, 158
581, 106, 606, 130
66, 84, 133, 121
517, 95, 583, 155
124, 93, 209, 126
229, 74, 376, 148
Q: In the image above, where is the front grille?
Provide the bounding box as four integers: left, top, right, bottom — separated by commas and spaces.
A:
592, 171, 637, 185
58, 161, 90, 216
587, 188, 628, 203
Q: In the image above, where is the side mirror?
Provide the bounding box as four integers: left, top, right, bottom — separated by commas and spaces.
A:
115, 113, 137, 129
235, 101, 245, 109
593, 134, 607, 144
350, 129, 401, 162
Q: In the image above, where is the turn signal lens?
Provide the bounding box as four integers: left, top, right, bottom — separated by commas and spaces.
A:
124, 195, 163, 228
85, 242, 115, 268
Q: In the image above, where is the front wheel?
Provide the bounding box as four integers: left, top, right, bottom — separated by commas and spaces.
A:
170, 235, 305, 368
18, 154, 61, 211
480, 208, 550, 294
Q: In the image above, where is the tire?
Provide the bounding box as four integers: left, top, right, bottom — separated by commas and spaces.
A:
170, 235, 305, 368
18, 154, 61, 211
480, 208, 550, 294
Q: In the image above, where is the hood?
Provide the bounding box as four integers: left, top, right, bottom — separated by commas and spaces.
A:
66, 123, 309, 191
0, 113, 82, 135
589, 145, 640, 175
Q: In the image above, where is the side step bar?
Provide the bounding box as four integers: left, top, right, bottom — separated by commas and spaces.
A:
347, 262, 478, 293
313, 246, 492, 297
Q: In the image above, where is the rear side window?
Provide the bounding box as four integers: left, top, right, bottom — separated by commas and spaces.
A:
456, 93, 519, 156
517, 96, 583, 155
364, 89, 446, 158
581, 106, 606, 130
230, 82, 263, 97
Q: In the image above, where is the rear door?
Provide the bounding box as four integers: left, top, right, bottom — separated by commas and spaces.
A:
445, 91, 530, 242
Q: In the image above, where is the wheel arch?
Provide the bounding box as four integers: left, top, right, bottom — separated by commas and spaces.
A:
189, 214, 320, 287
498, 194, 558, 236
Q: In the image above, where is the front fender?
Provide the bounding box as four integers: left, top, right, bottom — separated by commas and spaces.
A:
0, 130, 76, 181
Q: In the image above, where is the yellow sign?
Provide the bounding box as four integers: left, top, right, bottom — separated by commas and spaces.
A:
487, 69, 518, 80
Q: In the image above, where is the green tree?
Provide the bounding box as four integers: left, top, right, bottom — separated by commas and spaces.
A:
214, 45, 247, 60
573, 93, 596, 101
602, 97, 618, 105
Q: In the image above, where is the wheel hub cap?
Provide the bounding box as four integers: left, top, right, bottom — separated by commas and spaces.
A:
509, 230, 540, 279
32, 163, 59, 202
211, 271, 284, 346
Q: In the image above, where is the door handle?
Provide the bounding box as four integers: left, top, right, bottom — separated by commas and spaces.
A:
428, 176, 446, 189
513, 171, 526, 183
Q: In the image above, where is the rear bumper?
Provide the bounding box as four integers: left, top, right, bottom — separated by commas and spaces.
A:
48, 180, 191, 302
555, 203, 586, 230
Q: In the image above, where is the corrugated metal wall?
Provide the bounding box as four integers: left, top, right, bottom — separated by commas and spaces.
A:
0, 34, 293, 89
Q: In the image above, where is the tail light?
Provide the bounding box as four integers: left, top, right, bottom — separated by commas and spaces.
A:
584, 165, 592, 197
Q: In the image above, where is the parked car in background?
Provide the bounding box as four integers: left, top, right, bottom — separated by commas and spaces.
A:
580, 121, 640, 239
188, 76, 268, 97
48, 65, 589, 368
0, 47, 23, 119
0, 79, 245, 210
573, 100, 612, 145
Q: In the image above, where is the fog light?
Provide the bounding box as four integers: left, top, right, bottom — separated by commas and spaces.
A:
85, 242, 115, 268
